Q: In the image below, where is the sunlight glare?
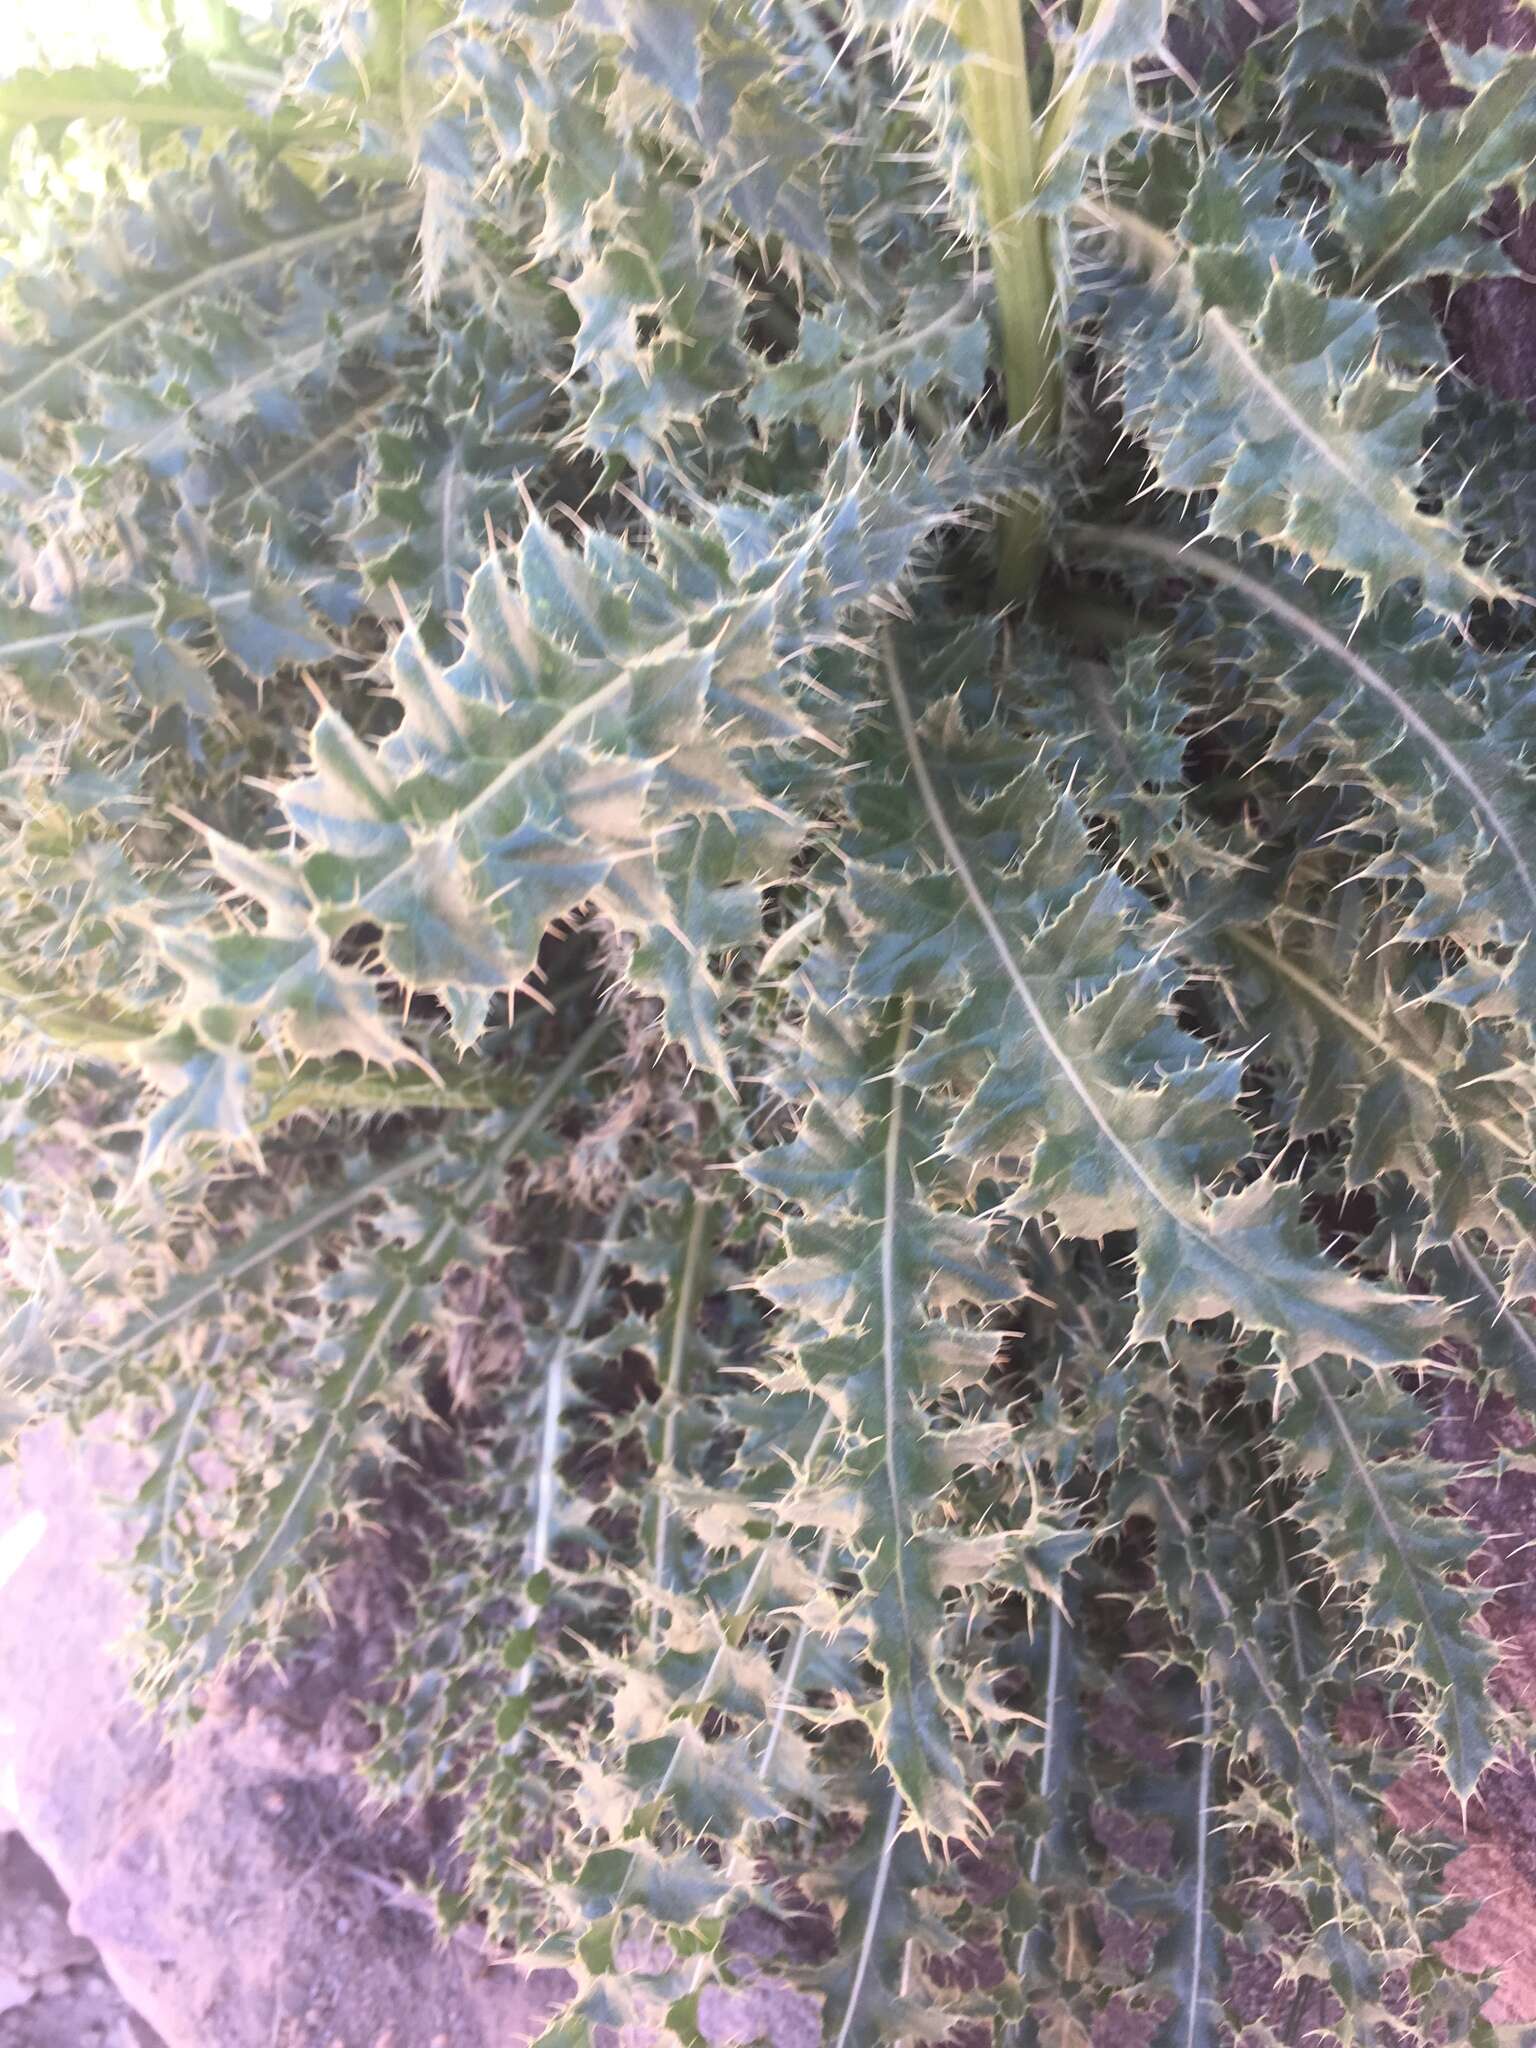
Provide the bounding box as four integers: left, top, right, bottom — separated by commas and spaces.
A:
0, 1509, 47, 1593
4, 0, 214, 74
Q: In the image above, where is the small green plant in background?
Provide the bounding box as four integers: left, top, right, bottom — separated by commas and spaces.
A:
2, 0, 1535, 2039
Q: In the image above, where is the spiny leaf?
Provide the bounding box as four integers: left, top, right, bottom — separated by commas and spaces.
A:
133, 1015, 606, 1688
1324, 43, 1536, 294
875, 631, 1437, 1369
746, 283, 987, 442
1140, 1462, 1407, 1923
1079, 525, 1536, 990
1034, 0, 1168, 215
58, 1136, 450, 1390
0, 189, 420, 457
1273, 1359, 1497, 1796
751, 1000, 1004, 1840
0, 53, 367, 160
1090, 156, 1502, 615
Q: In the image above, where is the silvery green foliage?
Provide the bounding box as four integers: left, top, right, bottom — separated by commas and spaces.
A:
1093, 148, 1504, 617
1323, 42, 1536, 294
1, 2, 1534, 2045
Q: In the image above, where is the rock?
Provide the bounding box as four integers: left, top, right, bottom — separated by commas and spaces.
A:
0, 1831, 158, 2047
0, 1421, 558, 2048
697, 1980, 822, 2048
0, 1836, 97, 1986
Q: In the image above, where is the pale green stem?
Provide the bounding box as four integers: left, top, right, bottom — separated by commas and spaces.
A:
937, 0, 1059, 599
0, 84, 341, 142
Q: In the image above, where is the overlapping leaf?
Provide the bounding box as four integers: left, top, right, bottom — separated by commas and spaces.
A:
1324, 42, 1536, 294
1092, 153, 1500, 614
170, 431, 1026, 1103
0, 5, 1530, 2045
750, 983, 1086, 1839
863, 632, 1436, 1368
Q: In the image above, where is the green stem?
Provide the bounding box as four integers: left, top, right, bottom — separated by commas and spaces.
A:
0, 84, 410, 185
249, 1058, 539, 1134
0, 85, 339, 142
939, 0, 1059, 601
0, 966, 159, 1051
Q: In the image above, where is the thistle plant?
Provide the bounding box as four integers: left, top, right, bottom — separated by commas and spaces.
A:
1, 1, 1534, 2041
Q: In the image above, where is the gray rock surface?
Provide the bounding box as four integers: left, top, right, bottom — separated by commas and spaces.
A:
0, 1421, 557, 2048
0, 1831, 160, 2048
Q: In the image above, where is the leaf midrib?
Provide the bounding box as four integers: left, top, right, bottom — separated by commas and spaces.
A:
1184, 1682, 1215, 2048
1079, 202, 1499, 610
883, 633, 1430, 1367
880, 999, 918, 1650
651, 1194, 713, 1609
1354, 65, 1536, 294
0, 196, 419, 437
832, 1790, 905, 2048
